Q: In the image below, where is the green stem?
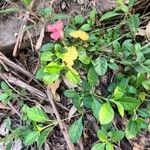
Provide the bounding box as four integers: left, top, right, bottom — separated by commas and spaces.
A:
91, 92, 110, 102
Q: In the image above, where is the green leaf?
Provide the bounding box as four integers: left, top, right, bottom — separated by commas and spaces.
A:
88, 67, 99, 87
97, 129, 107, 142
72, 94, 82, 110
74, 15, 84, 24
115, 101, 124, 117
80, 24, 91, 31
0, 93, 9, 101
114, 86, 124, 100
24, 131, 40, 146
92, 57, 108, 76
115, 5, 129, 13
99, 103, 114, 125
106, 143, 114, 150
142, 79, 150, 90
138, 108, 150, 118
40, 52, 53, 62
116, 0, 124, 6
36, 68, 44, 80
43, 74, 59, 84
79, 50, 91, 64
22, 0, 32, 6
122, 39, 134, 52
126, 119, 140, 139
128, 86, 137, 94
69, 117, 83, 143
108, 63, 119, 70
1, 81, 9, 91
92, 98, 101, 120
118, 97, 140, 110
38, 7, 52, 17
143, 60, 150, 65
52, 14, 68, 21
5, 117, 11, 130
100, 11, 120, 21
113, 41, 121, 55
129, 0, 137, 7
91, 143, 106, 150
26, 107, 49, 122
82, 80, 92, 91
64, 90, 78, 98
90, 8, 97, 24
135, 64, 150, 73
65, 69, 81, 84
40, 43, 54, 52
82, 95, 93, 109
45, 62, 63, 74
127, 14, 140, 33
111, 130, 124, 142
37, 128, 52, 147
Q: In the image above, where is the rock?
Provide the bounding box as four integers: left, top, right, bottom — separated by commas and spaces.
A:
0, 0, 117, 55
0, 15, 44, 55
53, 0, 116, 15
0, 17, 22, 54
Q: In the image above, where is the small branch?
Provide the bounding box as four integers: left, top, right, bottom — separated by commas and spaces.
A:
1, 73, 47, 100
0, 53, 44, 89
46, 88, 75, 150
35, 26, 45, 52
8, 102, 21, 117
13, 0, 36, 57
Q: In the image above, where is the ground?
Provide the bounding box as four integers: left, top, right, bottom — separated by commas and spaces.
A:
0, 0, 150, 150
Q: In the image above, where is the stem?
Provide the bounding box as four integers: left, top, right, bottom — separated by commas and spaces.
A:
91, 92, 110, 102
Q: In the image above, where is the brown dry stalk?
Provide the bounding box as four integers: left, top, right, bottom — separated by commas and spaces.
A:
13, 0, 36, 57
35, 26, 45, 52
0, 53, 44, 88
46, 88, 75, 150
1, 73, 47, 100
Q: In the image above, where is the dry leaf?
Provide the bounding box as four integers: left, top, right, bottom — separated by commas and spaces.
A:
146, 21, 150, 40
0, 102, 10, 110
136, 28, 146, 37
35, 26, 45, 52
68, 106, 77, 122
62, 46, 78, 69
48, 80, 60, 101
70, 30, 89, 41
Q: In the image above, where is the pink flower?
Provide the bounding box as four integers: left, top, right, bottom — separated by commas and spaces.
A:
47, 20, 64, 41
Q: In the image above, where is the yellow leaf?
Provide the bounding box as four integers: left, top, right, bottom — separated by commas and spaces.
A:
70, 30, 89, 41
63, 46, 78, 69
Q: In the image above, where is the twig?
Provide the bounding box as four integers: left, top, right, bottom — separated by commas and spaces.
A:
13, 0, 36, 57
0, 73, 20, 95
35, 26, 45, 52
0, 53, 44, 89
46, 88, 75, 150
2, 73, 47, 100
26, 30, 34, 51
13, 12, 29, 57
8, 102, 21, 117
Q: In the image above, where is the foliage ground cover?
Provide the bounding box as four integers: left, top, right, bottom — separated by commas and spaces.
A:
0, 0, 150, 149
